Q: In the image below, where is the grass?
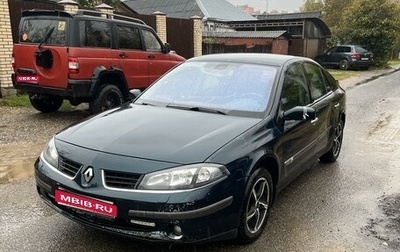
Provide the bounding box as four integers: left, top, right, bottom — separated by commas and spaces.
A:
0, 94, 30, 107
327, 69, 360, 81
388, 59, 400, 67
0, 94, 72, 110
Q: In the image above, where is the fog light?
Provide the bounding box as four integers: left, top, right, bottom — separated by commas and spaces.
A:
168, 224, 183, 240
172, 225, 182, 236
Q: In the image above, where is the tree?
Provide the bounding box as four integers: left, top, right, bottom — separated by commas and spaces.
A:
77, 0, 120, 8
301, 0, 324, 12
337, 0, 400, 66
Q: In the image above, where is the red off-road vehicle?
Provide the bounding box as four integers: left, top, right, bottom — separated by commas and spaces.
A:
12, 9, 185, 113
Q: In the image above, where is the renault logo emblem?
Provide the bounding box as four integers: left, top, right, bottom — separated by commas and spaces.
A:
83, 167, 94, 183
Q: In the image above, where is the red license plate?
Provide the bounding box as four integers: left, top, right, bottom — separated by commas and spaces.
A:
16, 75, 39, 83
55, 190, 117, 218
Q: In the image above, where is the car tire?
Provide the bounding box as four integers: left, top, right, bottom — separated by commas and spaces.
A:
339, 60, 349, 70
320, 120, 344, 163
237, 168, 273, 244
89, 84, 124, 114
29, 93, 63, 113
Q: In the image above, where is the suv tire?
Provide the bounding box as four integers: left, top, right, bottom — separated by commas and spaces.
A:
89, 85, 124, 114
29, 94, 63, 113
339, 59, 349, 70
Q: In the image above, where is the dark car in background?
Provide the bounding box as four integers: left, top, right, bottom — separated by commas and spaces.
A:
35, 53, 346, 244
315, 45, 373, 70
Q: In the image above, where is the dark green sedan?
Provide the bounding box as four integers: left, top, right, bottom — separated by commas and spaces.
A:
35, 53, 346, 244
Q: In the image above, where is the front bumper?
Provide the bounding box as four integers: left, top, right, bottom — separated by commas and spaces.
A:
34, 157, 239, 243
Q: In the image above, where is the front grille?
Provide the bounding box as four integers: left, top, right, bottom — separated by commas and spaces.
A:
104, 170, 141, 190
58, 156, 82, 177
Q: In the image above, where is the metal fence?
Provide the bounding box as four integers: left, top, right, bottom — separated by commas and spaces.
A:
167, 17, 193, 59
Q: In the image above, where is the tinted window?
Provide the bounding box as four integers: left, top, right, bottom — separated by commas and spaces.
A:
117, 25, 142, 50
79, 20, 110, 48
281, 63, 310, 111
303, 63, 329, 100
20, 18, 67, 45
355, 46, 368, 53
142, 30, 162, 51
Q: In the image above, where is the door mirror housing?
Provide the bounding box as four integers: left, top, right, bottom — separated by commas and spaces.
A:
129, 89, 142, 99
283, 106, 316, 121
162, 43, 171, 53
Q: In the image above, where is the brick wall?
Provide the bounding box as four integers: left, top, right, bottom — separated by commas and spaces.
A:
192, 16, 202, 57
0, 0, 14, 97
154, 12, 167, 43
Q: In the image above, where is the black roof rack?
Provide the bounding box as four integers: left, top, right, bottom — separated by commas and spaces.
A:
76, 9, 146, 25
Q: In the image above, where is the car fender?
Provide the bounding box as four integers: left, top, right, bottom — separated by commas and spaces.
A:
89, 66, 129, 98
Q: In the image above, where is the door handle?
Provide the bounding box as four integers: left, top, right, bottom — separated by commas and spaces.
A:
311, 118, 319, 124
119, 52, 127, 58
148, 54, 155, 59
334, 103, 340, 108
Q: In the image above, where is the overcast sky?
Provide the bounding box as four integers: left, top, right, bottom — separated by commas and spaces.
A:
226, 0, 304, 13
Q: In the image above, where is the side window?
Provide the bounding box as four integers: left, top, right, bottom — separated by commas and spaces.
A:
142, 29, 162, 51
79, 20, 110, 48
117, 25, 142, 50
281, 63, 311, 111
303, 63, 329, 101
327, 47, 337, 54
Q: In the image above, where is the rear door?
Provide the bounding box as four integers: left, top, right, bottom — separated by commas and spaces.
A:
13, 16, 70, 88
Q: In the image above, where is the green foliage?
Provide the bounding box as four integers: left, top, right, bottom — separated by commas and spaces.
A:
301, 0, 324, 12
336, 0, 400, 66
77, 0, 120, 8
304, 0, 400, 66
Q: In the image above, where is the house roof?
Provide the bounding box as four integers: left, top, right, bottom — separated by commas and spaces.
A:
254, 11, 322, 20
203, 30, 290, 39
123, 0, 256, 21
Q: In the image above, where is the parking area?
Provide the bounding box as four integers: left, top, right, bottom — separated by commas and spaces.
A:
0, 106, 89, 183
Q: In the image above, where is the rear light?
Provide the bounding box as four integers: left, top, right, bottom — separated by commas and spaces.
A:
351, 53, 360, 59
68, 57, 79, 74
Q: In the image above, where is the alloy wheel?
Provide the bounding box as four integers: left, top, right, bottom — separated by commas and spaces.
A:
245, 177, 270, 234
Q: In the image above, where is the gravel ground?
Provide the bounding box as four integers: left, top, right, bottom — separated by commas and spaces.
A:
0, 106, 90, 183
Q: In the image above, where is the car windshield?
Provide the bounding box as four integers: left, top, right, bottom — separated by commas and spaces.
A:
136, 61, 277, 117
20, 18, 67, 45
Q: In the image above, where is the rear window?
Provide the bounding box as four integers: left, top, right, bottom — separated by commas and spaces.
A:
355, 46, 368, 53
20, 18, 67, 45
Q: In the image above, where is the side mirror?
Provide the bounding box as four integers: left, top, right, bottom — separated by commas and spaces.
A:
162, 43, 171, 53
129, 89, 142, 99
283, 106, 316, 121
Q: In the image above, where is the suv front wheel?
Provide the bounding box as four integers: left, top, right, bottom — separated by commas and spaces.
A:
89, 84, 124, 114
29, 94, 63, 113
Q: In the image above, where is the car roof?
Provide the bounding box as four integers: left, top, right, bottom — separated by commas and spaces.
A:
187, 53, 311, 67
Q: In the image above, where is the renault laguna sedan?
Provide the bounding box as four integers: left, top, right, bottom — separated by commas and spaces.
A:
35, 53, 346, 244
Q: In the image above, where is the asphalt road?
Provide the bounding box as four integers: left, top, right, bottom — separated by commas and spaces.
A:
1, 71, 400, 251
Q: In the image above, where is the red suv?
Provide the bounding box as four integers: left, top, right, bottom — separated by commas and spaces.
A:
12, 9, 185, 113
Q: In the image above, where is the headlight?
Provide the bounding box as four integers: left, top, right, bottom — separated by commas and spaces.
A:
42, 137, 59, 168
138, 164, 229, 190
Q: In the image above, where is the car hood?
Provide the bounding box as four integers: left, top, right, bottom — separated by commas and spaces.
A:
56, 104, 261, 164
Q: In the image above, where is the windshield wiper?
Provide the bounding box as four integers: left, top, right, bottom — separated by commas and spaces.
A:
166, 104, 229, 115
38, 27, 55, 49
